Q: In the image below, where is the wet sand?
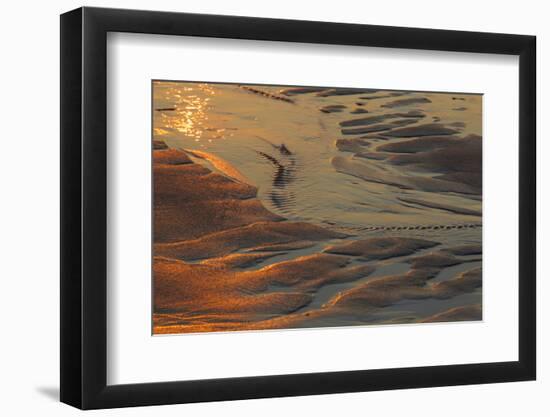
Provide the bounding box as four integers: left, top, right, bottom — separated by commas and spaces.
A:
153, 152, 481, 334
152, 82, 482, 334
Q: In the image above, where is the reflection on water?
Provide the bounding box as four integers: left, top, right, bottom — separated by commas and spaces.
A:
155, 83, 216, 140
153, 81, 482, 246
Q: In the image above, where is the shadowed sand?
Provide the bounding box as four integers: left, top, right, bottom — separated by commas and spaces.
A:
421, 304, 482, 323
331, 133, 481, 195
326, 266, 481, 309
324, 237, 437, 259
155, 221, 346, 261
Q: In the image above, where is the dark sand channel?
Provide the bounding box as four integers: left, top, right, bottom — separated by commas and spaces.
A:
152, 82, 482, 334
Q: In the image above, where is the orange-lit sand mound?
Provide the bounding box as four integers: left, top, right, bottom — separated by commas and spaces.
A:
154, 148, 282, 243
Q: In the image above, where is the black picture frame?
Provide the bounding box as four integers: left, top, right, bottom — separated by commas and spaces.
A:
60, 6, 536, 410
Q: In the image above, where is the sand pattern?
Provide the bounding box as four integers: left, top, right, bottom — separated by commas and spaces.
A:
152, 82, 482, 334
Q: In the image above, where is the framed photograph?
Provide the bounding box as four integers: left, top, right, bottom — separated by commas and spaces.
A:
60, 6, 536, 409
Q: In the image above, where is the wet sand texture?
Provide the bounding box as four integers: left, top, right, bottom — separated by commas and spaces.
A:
152, 82, 482, 334
422, 304, 482, 322
153, 148, 482, 334
324, 237, 437, 260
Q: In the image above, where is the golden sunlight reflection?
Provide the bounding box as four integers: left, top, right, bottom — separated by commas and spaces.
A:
154, 82, 220, 143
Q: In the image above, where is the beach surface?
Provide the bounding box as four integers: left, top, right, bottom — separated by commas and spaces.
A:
152, 82, 482, 334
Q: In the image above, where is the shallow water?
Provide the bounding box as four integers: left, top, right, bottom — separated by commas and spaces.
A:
153, 81, 481, 246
